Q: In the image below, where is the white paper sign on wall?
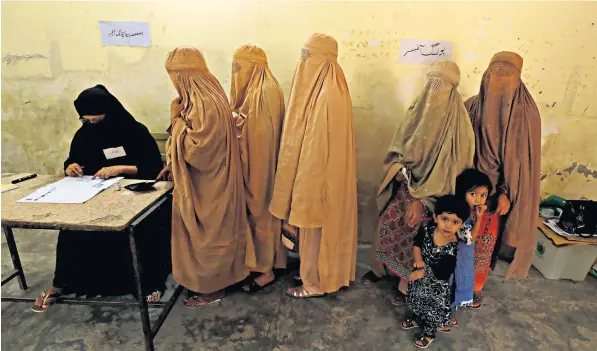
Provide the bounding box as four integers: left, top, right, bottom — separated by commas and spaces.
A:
398, 39, 453, 64
99, 21, 151, 47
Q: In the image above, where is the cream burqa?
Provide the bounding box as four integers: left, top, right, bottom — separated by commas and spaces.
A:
165, 47, 248, 294
269, 33, 358, 293
230, 45, 287, 272
465, 52, 541, 279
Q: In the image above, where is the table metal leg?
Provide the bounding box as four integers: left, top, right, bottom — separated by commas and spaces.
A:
152, 284, 184, 336
128, 226, 154, 351
2, 226, 28, 290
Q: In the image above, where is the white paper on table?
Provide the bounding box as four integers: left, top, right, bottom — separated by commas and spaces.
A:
398, 39, 453, 64
17, 176, 123, 204
99, 21, 151, 47
544, 220, 575, 237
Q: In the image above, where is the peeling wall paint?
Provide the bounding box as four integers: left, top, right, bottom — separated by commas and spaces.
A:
2, 1, 597, 242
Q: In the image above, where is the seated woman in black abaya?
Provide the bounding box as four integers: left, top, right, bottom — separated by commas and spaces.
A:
33, 85, 171, 312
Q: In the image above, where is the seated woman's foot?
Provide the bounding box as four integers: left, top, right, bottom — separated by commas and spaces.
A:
241, 271, 276, 293
183, 290, 224, 308
146, 290, 162, 303
31, 287, 63, 313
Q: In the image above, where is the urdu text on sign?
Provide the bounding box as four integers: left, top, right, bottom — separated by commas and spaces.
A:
99, 21, 151, 47
398, 39, 453, 64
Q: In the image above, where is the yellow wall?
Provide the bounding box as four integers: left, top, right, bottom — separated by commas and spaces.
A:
2, 1, 597, 241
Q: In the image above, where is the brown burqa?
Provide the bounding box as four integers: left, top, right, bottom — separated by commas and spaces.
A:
165, 47, 248, 294
230, 45, 287, 272
465, 52, 541, 279
269, 33, 358, 293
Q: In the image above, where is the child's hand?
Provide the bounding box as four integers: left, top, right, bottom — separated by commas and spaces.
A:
475, 204, 488, 218
413, 260, 425, 269
409, 269, 425, 282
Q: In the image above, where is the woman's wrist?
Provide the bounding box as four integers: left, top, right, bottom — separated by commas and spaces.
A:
118, 165, 138, 175
497, 185, 509, 196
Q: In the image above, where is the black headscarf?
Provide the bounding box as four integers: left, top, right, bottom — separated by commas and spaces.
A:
74, 85, 138, 128
65, 85, 163, 179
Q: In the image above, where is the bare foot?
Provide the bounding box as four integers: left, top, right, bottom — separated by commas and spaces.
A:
146, 290, 162, 303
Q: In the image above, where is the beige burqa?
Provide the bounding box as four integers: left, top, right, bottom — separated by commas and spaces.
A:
377, 60, 475, 212
465, 52, 541, 279
371, 60, 475, 275
269, 34, 358, 293
230, 45, 287, 272
165, 47, 248, 294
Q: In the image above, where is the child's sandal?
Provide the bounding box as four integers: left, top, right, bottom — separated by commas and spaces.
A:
401, 318, 419, 330
439, 317, 458, 332
472, 294, 483, 309
414, 335, 434, 349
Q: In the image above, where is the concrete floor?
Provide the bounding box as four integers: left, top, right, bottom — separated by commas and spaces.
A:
2, 229, 596, 351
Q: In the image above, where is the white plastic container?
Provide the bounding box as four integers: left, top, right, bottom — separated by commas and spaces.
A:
532, 230, 597, 281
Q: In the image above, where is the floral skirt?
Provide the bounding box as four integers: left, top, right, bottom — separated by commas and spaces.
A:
375, 181, 428, 280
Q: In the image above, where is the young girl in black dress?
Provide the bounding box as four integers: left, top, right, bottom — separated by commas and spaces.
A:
401, 195, 470, 348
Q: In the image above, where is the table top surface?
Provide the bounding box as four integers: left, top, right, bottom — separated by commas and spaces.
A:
1, 174, 173, 232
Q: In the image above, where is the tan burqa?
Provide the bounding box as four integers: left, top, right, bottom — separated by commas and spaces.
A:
371, 60, 475, 276
165, 47, 248, 294
465, 52, 541, 280
377, 60, 475, 213
230, 45, 287, 272
269, 34, 358, 293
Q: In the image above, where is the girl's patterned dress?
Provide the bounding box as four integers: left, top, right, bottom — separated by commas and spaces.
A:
406, 223, 458, 338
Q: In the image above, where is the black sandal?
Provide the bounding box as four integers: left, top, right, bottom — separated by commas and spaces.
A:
241, 276, 277, 293
414, 335, 434, 349
401, 318, 419, 330
472, 294, 483, 309
361, 270, 383, 285
391, 292, 407, 306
